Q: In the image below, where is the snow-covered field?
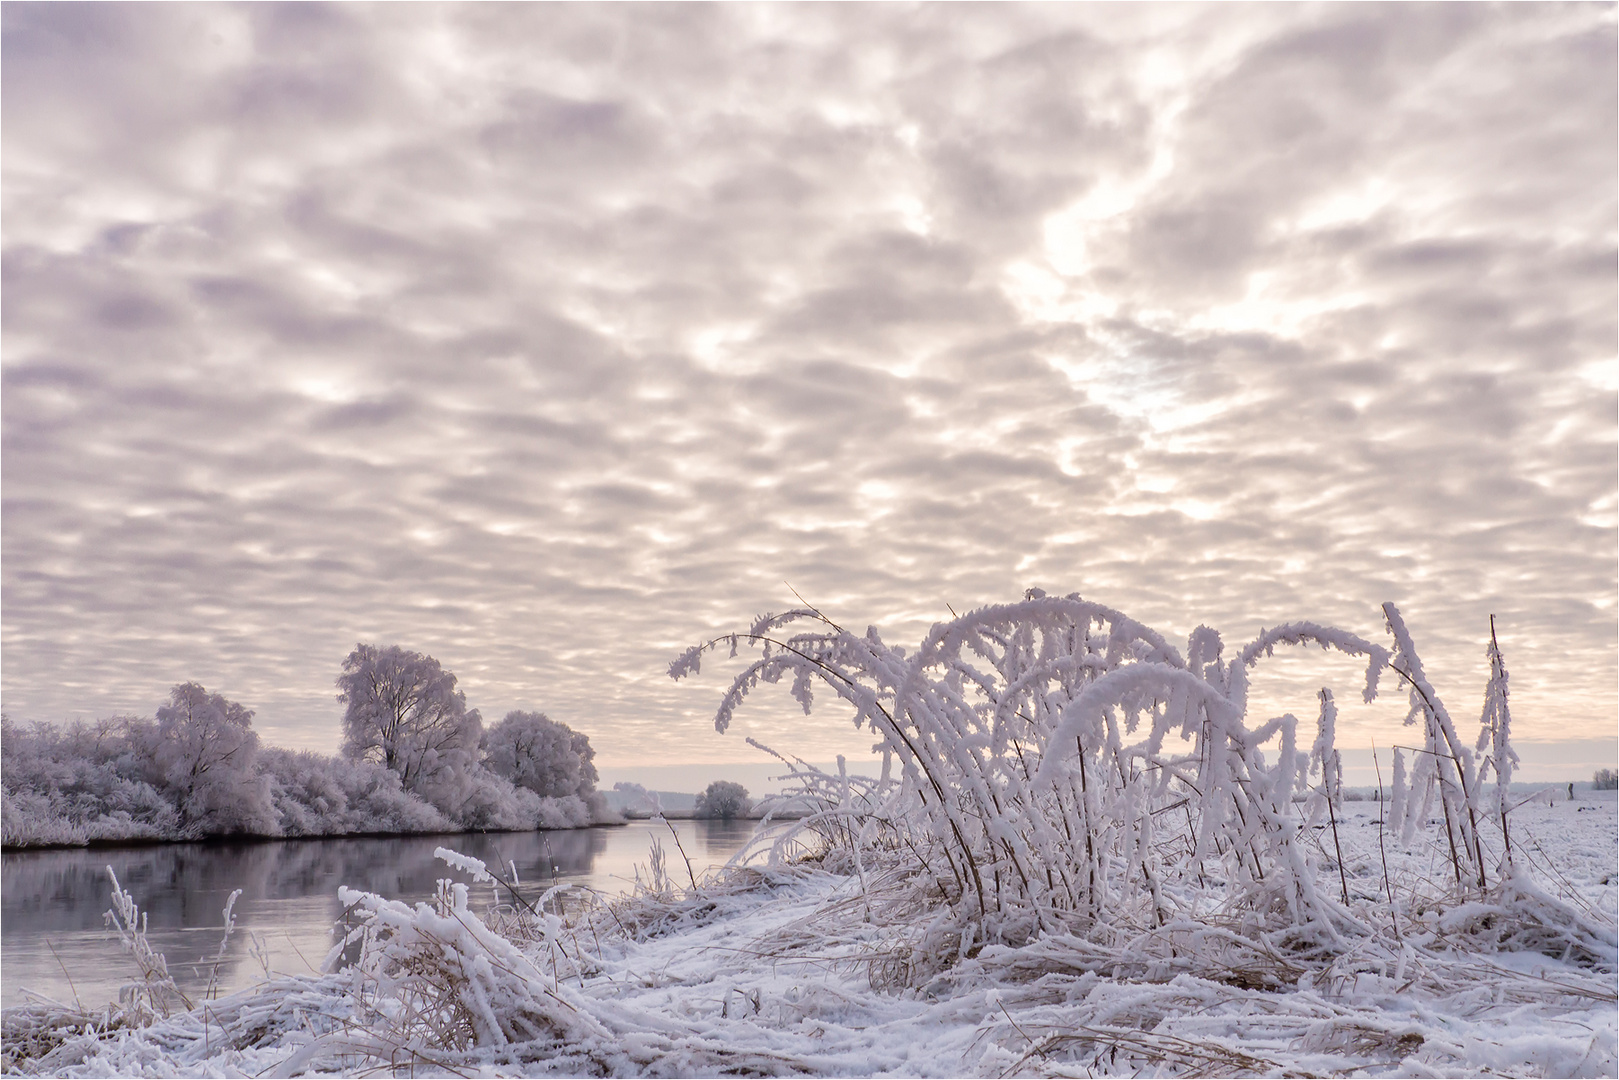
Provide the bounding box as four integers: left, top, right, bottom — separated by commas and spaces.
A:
4, 598, 1615, 1077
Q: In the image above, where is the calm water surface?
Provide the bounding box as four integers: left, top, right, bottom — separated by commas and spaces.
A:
1, 819, 756, 1008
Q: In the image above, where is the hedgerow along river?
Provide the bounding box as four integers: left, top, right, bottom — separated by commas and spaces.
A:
1, 818, 756, 1008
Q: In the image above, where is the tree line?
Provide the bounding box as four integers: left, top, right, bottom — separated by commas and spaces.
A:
1, 644, 611, 848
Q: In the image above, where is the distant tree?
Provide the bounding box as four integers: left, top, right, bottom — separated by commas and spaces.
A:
150, 682, 275, 834
481, 711, 599, 800
613, 781, 659, 817
693, 780, 751, 821
1594, 768, 1618, 791
336, 644, 482, 798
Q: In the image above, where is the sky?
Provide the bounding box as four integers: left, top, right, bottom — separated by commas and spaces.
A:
3, 3, 1615, 779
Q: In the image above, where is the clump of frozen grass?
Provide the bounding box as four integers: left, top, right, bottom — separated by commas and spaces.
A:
0, 997, 126, 1076
672, 593, 1617, 986
102, 867, 192, 1022
597, 818, 809, 947
325, 877, 611, 1055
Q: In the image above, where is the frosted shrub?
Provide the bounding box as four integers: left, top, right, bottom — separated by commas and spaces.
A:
449, 769, 597, 831
1, 788, 86, 847
261, 747, 597, 836
0, 717, 180, 846
260, 749, 452, 837
1, 686, 279, 846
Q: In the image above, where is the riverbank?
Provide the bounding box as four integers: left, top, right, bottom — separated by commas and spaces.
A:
2, 722, 613, 853
0, 818, 628, 855
0, 811, 799, 853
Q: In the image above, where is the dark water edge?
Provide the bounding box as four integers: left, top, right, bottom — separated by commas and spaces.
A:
1, 818, 633, 854
1, 819, 756, 1009
0, 812, 777, 853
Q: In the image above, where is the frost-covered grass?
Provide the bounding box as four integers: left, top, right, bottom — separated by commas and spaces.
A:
4, 597, 1615, 1077
4, 797, 1612, 1078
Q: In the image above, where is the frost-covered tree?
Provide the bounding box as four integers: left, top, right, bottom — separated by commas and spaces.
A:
1594, 769, 1618, 791
481, 711, 599, 800
337, 644, 482, 802
150, 683, 276, 835
694, 780, 751, 821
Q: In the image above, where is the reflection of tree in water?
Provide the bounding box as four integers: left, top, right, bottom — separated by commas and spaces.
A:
3, 824, 761, 1003
695, 819, 757, 862
2, 831, 619, 999
2, 843, 277, 935
2, 842, 280, 999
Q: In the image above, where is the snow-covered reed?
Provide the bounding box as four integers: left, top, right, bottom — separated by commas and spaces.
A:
672, 593, 1615, 979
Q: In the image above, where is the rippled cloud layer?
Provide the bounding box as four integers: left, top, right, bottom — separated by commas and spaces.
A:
4, 4, 1613, 765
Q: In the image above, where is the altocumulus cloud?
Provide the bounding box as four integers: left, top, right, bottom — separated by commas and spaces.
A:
3, 4, 1613, 768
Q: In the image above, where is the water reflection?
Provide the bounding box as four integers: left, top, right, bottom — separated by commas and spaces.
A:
1, 819, 756, 1008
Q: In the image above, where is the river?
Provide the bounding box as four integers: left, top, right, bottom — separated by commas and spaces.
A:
0, 818, 757, 1009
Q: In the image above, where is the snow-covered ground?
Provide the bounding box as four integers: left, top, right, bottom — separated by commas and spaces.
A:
3, 788, 1613, 1078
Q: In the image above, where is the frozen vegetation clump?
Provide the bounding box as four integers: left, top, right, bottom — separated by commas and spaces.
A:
672, 594, 1612, 978
5, 595, 1615, 1078
2, 645, 613, 847
259, 749, 454, 837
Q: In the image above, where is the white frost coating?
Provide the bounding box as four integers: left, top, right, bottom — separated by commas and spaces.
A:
1032, 662, 1236, 788
1383, 602, 1488, 888
1476, 622, 1520, 821
1312, 688, 1341, 796
1237, 621, 1389, 704
435, 847, 494, 883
